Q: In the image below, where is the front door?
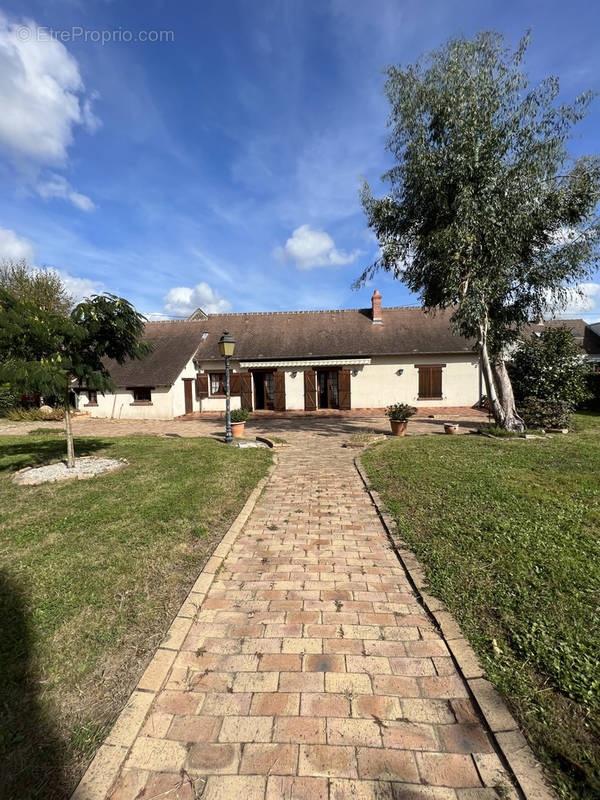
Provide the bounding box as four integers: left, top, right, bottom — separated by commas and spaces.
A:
317, 370, 339, 409
253, 371, 275, 410
183, 378, 194, 414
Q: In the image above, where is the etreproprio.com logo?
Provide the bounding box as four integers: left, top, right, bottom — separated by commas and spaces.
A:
15, 25, 175, 45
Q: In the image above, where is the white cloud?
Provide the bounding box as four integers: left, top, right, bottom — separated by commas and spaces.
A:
37, 173, 95, 211
274, 224, 360, 270
0, 226, 34, 262
55, 270, 105, 304
0, 14, 98, 209
551, 283, 600, 316
163, 282, 232, 316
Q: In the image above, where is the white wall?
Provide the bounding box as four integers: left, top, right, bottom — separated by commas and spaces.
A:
85, 386, 174, 419
284, 370, 305, 410
350, 354, 480, 408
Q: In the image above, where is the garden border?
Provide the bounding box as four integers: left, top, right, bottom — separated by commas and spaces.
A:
354, 455, 557, 800
70, 456, 278, 800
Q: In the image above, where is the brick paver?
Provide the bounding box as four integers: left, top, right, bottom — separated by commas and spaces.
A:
95, 428, 513, 798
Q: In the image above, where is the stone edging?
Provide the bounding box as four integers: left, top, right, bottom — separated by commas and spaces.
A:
70, 457, 279, 800
354, 455, 557, 800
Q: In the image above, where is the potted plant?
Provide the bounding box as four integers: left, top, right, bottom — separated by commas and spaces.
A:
385, 403, 417, 436
230, 408, 249, 438
444, 422, 459, 435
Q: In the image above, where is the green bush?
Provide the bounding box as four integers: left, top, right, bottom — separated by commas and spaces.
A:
0, 383, 18, 413
582, 372, 600, 411
230, 408, 250, 423
518, 396, 571, 429
509, 327, 591, 408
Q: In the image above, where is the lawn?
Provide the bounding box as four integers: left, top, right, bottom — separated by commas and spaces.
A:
0, 434, 271, 799
361, 413, 600, 800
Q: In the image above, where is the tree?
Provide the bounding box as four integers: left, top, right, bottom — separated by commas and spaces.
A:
0, 290, 150, 467
509, 326, 591, 408
357, 31, 600, 430
0, 259, 72, 315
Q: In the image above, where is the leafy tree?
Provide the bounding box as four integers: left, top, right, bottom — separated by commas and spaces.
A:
357, 31, 600, 430
0, 290, 150, 467
0, 259, 72, 315
509, 325, 591, 408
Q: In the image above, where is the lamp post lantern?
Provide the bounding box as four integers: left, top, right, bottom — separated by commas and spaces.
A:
218, 331, 236, 443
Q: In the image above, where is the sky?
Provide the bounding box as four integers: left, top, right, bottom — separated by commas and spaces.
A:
0, 0, 599, 321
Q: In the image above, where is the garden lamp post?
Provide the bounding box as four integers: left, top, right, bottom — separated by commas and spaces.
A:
218, 331, 236, 443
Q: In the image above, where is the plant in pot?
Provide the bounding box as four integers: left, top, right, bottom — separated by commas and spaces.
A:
230, 407, 250, 438
385, 403, 417, 436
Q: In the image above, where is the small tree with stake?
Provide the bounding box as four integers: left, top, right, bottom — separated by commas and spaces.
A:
0, 289, 150, 467
357, 31, 600, 430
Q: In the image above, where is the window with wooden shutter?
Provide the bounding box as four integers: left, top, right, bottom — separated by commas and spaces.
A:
240, 373, 253, 410
196, 374, 209, 399
230, 373, 241, 396
274, 372, 286, 411
416, 365, 444, 399
304, 370, 317, 411
338, 369, 351, 410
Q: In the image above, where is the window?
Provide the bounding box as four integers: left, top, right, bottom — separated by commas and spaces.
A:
131, 387, 152, 404
210, 373, 226, 395
86, 390, 98, 405
417, 365, 444, 399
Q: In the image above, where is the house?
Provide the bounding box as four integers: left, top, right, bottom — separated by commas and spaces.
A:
77, 291, 600, 419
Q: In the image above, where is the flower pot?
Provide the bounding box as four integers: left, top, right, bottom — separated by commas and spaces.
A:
231, 421, 245, 438
444, 423, 459, 435
390, 420, 408, 436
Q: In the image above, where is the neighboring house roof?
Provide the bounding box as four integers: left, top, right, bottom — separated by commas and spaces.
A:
192, 306, 477, 362
530, 318, 600, 355
103, 321, 203, 387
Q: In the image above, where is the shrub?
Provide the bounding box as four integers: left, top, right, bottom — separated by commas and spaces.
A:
582, 371, 600, 411
0, 383, 18, 413
230, 408, 250, 423
4, 406, 65, 421
385, 403, 417, 421
509, 327, 591, 408
518, 396, 571, 429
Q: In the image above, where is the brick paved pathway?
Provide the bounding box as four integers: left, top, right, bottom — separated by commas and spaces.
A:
104, 438, 513, 799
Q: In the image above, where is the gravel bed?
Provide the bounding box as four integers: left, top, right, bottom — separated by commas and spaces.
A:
13, 457, 127, 486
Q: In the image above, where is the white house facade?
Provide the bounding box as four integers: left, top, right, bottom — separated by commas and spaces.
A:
80, 291, 599, 420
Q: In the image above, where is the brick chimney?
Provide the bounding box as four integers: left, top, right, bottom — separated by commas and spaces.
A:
371, 289, 382, 324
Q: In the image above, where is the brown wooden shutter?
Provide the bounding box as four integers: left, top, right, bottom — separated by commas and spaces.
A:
196, 374, 208, 399
230, 373, 241, 396
304, 370, 317, 411
417, 365, 443, 399
274, 371, 286, 411
338, 369, 351, 410
240, 373, 253, 410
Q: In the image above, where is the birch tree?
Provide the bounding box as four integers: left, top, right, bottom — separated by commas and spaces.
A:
357, 31, 600, 430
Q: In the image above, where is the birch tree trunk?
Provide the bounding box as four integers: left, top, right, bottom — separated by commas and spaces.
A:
491, 358, 525, 432
478, 319, 506, 427
64, 378, 75, 468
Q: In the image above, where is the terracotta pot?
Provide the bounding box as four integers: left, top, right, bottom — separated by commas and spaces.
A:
231, 421, 246, 439
390, 420, 408, 436
444, 423, 459, 435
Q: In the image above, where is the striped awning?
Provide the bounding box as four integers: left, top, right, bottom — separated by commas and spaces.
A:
238, 358, 371, 368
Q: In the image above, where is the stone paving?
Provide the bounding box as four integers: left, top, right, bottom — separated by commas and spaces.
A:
101, 429, 514, 800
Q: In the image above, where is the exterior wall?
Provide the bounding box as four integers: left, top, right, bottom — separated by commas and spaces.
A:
84, 386, 174, 419
350, 354, 480, 408
172, 356, 201, 417
196, 361, 242, 412
284, 370, 305, 410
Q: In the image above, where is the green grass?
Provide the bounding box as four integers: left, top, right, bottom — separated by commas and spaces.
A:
0, 435, 271, 799
362, 413, 600, 800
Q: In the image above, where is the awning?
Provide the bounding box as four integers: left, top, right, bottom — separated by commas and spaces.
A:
238, 358, 371, 368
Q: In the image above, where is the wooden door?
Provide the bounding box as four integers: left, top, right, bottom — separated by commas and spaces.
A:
241, 373, 253, 410
304, 370, 317, 411
274, 372, 286, 411
338, 369, 351, 410
183, 379, 194, 414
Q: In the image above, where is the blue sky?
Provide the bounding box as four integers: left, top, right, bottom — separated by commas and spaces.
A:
1, 0, 599, 320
